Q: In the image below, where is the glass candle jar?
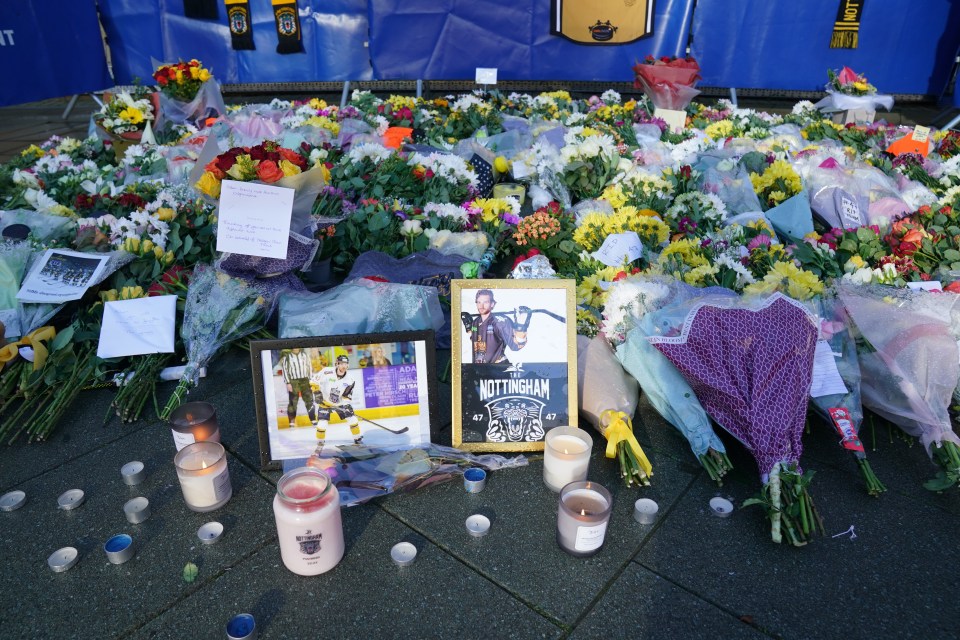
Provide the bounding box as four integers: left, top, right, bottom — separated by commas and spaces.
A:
174, 441, 232, 512
556, 480, 612, 557
273, 467, 344, 576
543, 426, 593, 492
168, 401, 221, 452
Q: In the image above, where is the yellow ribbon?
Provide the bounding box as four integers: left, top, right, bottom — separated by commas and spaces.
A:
600, 409, 653, 478
0, 326, 56, 371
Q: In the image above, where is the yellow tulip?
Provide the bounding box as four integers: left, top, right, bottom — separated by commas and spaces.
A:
163, 250, 175, 265
123, 237, 140, 253
494, 156, 510, 174
141, 239, 155, 254
100, 289, 118, 303
153, 246, 164, 260
156, 207, 176, 222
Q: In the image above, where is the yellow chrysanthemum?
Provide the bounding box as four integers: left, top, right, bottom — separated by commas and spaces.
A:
683, 264, 719, 286
118, 107, 145, 125
744, 261, 823, 300
600, 184, 627, 209
704, 120, 734, 140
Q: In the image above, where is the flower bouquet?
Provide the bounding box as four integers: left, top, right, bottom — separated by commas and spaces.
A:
576, 335, 652, 487
749, 159, 814, 242
606, 276, 735, 483
649, 294, 824, 545
838, 283, 960, 491
632, 56, 701, 132
94, 88, 159, 162
160, 264, 271, 419
506, 201, 579, 277
814, 67, 893, 124
192, 139, 327, 235
559, 129, 621, 202
809, 294, 885, 496
153, 59, 225, 128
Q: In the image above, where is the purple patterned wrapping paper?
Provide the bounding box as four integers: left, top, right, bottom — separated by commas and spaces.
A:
650, 295, 817, 479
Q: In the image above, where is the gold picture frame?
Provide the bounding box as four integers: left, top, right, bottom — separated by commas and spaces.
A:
451, 279, 578, 452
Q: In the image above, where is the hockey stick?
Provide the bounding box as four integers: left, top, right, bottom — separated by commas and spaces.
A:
357, 414, 409, 434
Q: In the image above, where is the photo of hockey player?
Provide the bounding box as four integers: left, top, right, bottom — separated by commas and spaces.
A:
253, 333, 438, 464
452, 280, 578, 452
16, 248, 111, 304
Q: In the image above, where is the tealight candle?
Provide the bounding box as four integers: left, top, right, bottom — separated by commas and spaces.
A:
123, 497, 151, 524
168, 401, 221, 452
543, 427, 592, 492
120, 461, 146, 486
0, 489, 26, 511
226, 613, 257, 640
556, 481, 612, 557
174, 442, 232, 512
198, 521, 224, 544
709, 497, 734, 518
104, 534, 135, 564
47, 547, 79, 572
633, 498, 659, 525
57, 489, 86, 511
273, 467, 344, 576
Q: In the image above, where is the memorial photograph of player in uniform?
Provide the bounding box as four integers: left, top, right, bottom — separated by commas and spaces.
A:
451, 279, 578, 452
249, 331, 438, 469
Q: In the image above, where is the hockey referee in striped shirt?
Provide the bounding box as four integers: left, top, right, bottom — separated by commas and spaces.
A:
279, 348, 317, 425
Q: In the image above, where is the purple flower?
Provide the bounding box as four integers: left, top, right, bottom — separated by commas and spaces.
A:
502, 212, 521, 225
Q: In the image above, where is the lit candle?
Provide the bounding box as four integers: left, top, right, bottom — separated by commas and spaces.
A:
543, 427, 593, 492
556, 481, 612, 557
168, 401, 221, 452
174, 441, 232, 512
273, 467, 344, 576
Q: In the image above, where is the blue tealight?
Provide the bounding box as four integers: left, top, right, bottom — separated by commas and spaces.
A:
105, 534, 132, 552
226, 613, 256, 640
464, 468, 486, 482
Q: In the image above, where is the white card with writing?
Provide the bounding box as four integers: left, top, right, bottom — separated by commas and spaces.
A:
907, 280, 942, 292
97, 295, 176, 359
594, 232, 644, 267
809, 340, 848, 398
912, 125, 930, 143
475, 67, 498, 85
653, 108, 687, 134
216, 180, 294, 259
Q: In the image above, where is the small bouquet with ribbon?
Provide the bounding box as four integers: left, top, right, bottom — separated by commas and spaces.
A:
577, 335, 653, 487
814, 67, 893, 122
94, 87, 159, 161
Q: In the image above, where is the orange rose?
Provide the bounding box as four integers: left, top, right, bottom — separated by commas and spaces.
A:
204, 159, 226, 180
255, 160, 284, 183
278, 147, 307, 170
901, 229, 926, 246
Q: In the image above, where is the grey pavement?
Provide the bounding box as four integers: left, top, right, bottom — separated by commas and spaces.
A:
1, 95, 960, 639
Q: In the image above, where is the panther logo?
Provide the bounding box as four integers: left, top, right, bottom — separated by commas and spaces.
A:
485, 397, 545, 442
229, 8, 249, 35
276, 8, 298, 36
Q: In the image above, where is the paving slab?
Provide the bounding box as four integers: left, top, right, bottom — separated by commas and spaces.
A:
131, 507, 562, 640
570, 563, 766, 640
378, 447, 699, 628
0, 423, 277, 639
634, 464, 960, 640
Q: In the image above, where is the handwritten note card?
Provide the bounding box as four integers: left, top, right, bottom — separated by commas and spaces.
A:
809, 340, 848, 398
907, 281, 942, 292
97, 295, 176, 359
595, 232, 644, 267
216, 180, 294, 259
475, 67, 498, 85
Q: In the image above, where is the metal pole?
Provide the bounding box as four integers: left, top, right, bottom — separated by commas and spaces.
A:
416, 79, 423, 99
340, 81, 350, 109
729, 87, 738, 109
61, 95, 80, 120
943, 112, 960, 131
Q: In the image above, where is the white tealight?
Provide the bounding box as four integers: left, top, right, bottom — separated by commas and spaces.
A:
465, 514, 491, 537
47, 547, 79, 573
709, 497, 734, 518
390, 542, 417, 566
633, 498, 659, 524
197, 521, 224, 544
0, 490, 26, 512
120, 461, 146, 486
57, 489, 86, 511
123, 497, 151, 524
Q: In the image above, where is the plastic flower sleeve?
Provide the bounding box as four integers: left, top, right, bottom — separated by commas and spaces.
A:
803, 158, 910, 230
576, 335, 652, 486
158, 79, 226, 128
838, 283, 960, 459
813, 90, 893, 113
305, 443, 528, 507
161, 264, 272, 418
808, 294, 885, 495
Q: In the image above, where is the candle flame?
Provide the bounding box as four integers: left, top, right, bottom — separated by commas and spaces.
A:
580, 509, 586, 516
563, 448, 569, 455
185, 413, 194, 421
201, 460, 208, 470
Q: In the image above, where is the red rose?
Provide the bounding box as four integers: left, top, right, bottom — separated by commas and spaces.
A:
278, 147, 307, 170
255, 160, 284, 183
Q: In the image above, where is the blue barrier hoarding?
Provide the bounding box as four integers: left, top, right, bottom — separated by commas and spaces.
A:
99, 0, 372, 84
691, 0, 960, 96
0, 0, 111, 106
368, 0, 694, 81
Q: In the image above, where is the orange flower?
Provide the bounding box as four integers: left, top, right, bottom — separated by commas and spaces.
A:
204, 159, 226, 180
256, 160, 284, 183
901, 229, 926, 246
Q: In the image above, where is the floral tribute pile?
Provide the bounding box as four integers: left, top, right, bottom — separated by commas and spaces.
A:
2, 59, 960, 546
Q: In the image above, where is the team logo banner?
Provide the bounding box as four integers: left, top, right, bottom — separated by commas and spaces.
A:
272, 0, 305, 54
551, 0, 655, 45
830, 0, 865, 49
224, 0, 255, 50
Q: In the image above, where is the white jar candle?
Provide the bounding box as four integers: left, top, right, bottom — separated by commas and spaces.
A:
168, 401, 221, 452
273, 467, 344, 576
174, 441, 232, 512
543, 427, 593, 492
556, 481, 612, 557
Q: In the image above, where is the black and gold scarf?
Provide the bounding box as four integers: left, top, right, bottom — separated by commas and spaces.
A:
272, 0, 304, 54
225, 0, 255, 50
830, 0, 865, 49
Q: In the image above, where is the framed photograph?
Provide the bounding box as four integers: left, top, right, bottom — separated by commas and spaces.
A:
250, 330, 438, 470
451, 279, 578, 452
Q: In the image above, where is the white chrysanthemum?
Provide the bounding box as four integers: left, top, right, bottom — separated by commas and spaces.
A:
601, 89, 621, 105
937, 184, 960, 209
791, 100, 816, 115
409, 152, 477, 184
668, 135, 711, 166
423, 202, 468, 222
451, 94, 485, 112
347, 142, 392, 164
600, 278, 671, 345
714, 254, 756, 288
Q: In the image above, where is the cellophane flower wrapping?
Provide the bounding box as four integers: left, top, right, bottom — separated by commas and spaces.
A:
610, 278, 735, 463
158, 79, 226, 128
800, 155, 911, 230
0, 242, 32, 336
162, 264, 271, 417
305, 443, 527, 506
649, 293, 818, 482
576, 334, 639, 433
278, 279, 445, 340
809, 294, 864, 437
838, 283, 960, 454
813, 90, 893, 114
632, 58, 702, 111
